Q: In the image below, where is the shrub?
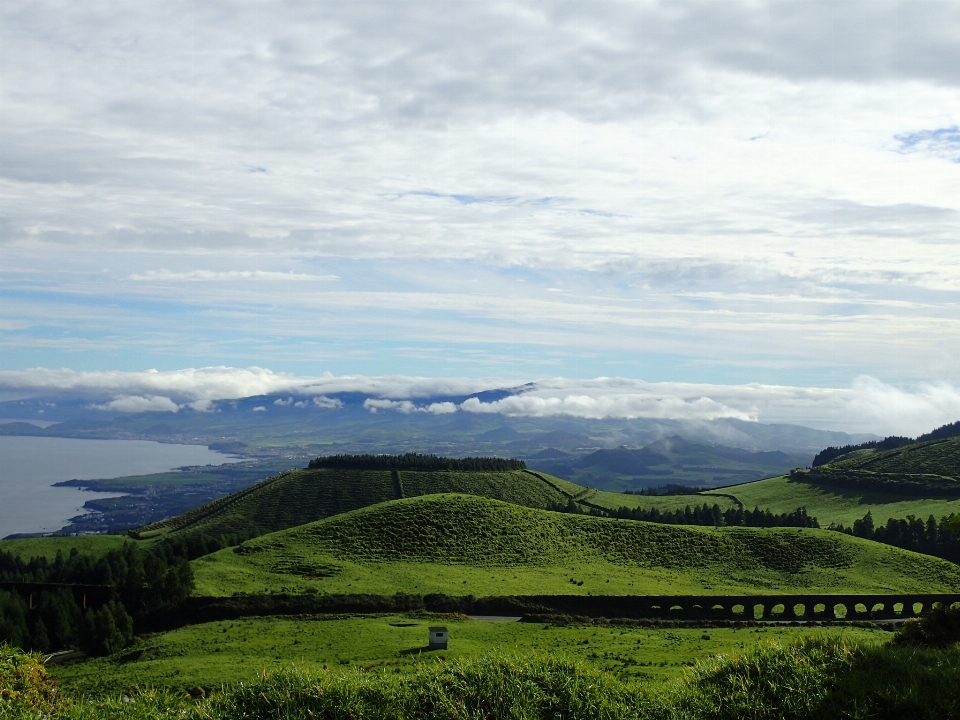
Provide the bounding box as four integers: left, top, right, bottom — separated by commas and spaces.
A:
893, 604, 960, 648
205, 653, 647, 720
0, 643, 59, 715
671, 634, 960, 720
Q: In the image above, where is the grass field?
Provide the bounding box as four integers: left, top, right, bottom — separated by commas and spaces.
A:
703, 476, 960, 526
0, 534, 129, 560
48, 614, 891, 694
588, 491, 741, 514
828, 436, 960, 478
192, 494, 960, 597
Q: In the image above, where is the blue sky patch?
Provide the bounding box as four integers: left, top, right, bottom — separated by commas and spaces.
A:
893, 127, 960, 162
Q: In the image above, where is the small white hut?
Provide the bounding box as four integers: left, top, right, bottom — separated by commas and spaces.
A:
428, 626, 448, 650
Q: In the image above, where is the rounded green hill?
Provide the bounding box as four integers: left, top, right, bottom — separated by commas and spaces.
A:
192, 494, 960, 598
133, 467, 584, 541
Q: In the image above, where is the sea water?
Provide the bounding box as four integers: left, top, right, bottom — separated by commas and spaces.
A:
0, 436, 240, 537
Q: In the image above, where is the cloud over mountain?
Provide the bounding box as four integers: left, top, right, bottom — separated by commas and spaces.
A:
2, 367, 957, 437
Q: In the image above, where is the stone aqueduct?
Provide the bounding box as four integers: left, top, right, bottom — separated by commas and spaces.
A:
514, 593, 960, 621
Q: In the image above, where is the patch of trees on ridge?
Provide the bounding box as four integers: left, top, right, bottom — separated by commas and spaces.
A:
308, 453, 526, 472
554, 500, 819, 528
812, 420, 960, 467
830, 512, 960, 565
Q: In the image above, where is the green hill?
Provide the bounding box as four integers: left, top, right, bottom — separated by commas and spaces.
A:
192, 494, 960, 597
133, 468, 582, 541
701, 475, 960, 527
797, 436, 960, 495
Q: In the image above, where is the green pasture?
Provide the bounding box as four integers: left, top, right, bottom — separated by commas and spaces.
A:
828, 437, 960, 477
703, 476, 960, 526
0, 534, 129, 560
49, 614, 891, 694
192, 494, 960, 597
86, 472, 229, 489
588, 491, 741, 514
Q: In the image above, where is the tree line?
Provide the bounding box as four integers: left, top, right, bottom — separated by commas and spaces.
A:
550, 500, 820, 528
308, 453, 526, 472
829, 512, 960, 565
0, 540, 193, 656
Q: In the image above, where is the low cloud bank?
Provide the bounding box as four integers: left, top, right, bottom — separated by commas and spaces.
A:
1, 367, 958, 437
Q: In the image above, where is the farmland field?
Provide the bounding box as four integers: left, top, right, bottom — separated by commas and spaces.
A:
702, 476, 960, 526
0, 534, 129, 560
48, 614, 891, 694
826, 437, 960, 478
588, 490, 741, 514
192, 494, 960, 597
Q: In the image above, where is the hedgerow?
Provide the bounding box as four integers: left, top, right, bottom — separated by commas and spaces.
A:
308, 454, 526, 472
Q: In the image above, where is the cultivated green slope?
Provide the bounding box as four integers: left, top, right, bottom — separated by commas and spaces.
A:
587, 490, 741, 514
135, 468, 579, 541
193, 494, 960, 597
828, 436, 960, 476
799, 436, 960, 495
702, 475, 960, 527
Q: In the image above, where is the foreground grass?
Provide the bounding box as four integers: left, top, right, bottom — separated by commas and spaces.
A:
8, 636, 960, 719
49, 615, 891, 693
193, 494, 960, 597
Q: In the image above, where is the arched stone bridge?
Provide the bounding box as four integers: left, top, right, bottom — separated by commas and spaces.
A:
508, 593, 960, 621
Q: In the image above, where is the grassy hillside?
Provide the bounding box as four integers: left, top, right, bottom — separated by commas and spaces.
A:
827, 436, 960, 477
799, 436, 960, 495
134, 468, 579, 541
192, 494, 960, 597
702, 475, 960, 527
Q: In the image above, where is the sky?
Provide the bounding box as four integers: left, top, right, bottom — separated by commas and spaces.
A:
1, 0, 959, 434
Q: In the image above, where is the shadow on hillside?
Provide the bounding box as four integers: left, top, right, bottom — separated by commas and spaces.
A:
398, 646, 441, 656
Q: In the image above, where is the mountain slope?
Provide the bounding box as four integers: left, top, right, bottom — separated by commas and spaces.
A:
192, 494, 960, 597
548, 436, 809, 491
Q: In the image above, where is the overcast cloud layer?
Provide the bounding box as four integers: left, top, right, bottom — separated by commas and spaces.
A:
1, 1, 958, 425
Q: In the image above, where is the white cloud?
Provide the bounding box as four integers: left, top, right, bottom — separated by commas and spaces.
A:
312, 396, 343, 409
459, 394, 752, 422
91, 394, 179, 413
2, 1, 959, 392
6, 367, 952, 435
128, 270, 339, 282
426, 402, 458, 414
363, 398, 417, 414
